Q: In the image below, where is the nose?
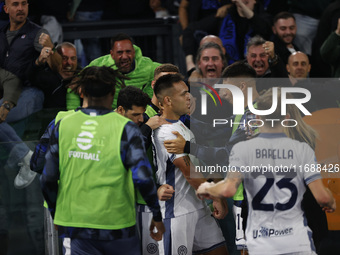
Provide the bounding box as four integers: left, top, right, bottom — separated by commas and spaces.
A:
18, 3, 24, 10
121, 52, 128, 59
207, 58, 214, 65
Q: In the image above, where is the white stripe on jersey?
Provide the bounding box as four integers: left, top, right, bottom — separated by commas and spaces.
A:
152, 120, 205, 218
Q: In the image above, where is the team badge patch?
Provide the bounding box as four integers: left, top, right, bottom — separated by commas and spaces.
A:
146, 243, 158, 254
177, 245, 187, 255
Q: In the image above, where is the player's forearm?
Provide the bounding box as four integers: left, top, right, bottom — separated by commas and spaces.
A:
207, 172, 242, 198
176, 156, 208, 190
309, 179, 336, 211
319, 188, 336, 210
185, 176, 208, 190
206, 180, 228, 198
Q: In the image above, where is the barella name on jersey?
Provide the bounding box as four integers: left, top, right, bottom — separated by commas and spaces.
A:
253, 226, 293, 239
256, 149, 293, 159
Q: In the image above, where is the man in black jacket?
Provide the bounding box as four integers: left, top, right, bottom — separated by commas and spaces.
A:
271, 12, 300, 65
0, 0, 51, 188
245, 35, 289, 93
28, 41, 80, 108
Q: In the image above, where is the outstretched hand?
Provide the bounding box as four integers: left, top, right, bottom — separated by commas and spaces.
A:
146, 115, 170, 130
164, 131, 186, 154
157, 184, 175, 201
196, 182, 215, 200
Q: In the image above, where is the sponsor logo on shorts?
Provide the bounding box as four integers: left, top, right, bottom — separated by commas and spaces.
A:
178, 245, 187, 255
146, 243, 158, 254
253, 226, 293, 239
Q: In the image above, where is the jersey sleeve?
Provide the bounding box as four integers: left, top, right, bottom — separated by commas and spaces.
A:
228, 141, 248, 179
122, 122, 162, 221
156, 124, 187, 162
30, 119, 55, 174
301, 143, 322, 185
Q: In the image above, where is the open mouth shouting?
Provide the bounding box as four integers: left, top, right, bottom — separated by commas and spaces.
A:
252, 61, 266, 74
206, 67, 217, 78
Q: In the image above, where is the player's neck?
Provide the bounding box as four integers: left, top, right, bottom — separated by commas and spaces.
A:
151, 95, 159, 108
87, 96, 113, 110
259, 125, 284, 133
162, 109, 180, 121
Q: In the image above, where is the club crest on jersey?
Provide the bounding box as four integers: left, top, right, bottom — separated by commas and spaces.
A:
146, 243, 158, 254
177, 245, 188, 255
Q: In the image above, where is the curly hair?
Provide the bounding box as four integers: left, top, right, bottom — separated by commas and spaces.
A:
71, 66, 128, 98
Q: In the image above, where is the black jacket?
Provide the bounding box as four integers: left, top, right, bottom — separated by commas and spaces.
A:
0, 19, 41, 82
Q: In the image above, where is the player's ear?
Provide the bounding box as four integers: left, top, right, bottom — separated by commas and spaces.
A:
164, 96, 171, 106
116, 105, 125, 115
239, 82, 247, 92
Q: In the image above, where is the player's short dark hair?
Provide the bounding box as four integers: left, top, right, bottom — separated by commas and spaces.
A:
221, 61, 257, 78
117, 86, 150, 111
110, 33, 134, 49
154, 73, 184, 100
154, 64, 180, 78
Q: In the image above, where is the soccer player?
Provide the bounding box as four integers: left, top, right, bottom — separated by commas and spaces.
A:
152, 73, 228, 255
41, 66, 165, 254
137, 64, 179, 255
197, 88, 336, 255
